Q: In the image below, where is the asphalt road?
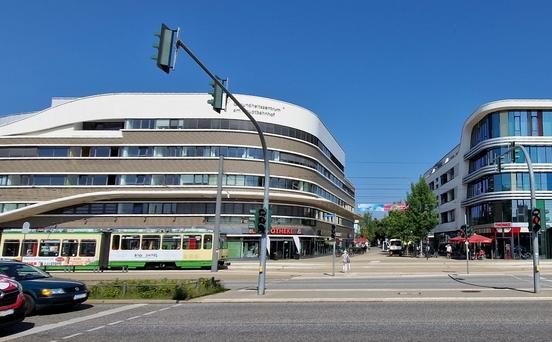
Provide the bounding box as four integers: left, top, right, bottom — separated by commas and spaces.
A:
223, 273, 552, 291
3, 302, 552, 342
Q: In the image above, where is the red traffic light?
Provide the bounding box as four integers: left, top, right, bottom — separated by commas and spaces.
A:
532, 208, 541, 232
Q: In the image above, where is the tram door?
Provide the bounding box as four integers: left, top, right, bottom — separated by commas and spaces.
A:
99, 231, 112, 270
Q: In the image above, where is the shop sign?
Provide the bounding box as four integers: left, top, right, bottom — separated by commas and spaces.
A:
270, 227, 305, 235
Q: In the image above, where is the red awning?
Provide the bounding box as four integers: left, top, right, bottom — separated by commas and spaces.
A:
448, 236, 465, 243
468, 234, 493, 244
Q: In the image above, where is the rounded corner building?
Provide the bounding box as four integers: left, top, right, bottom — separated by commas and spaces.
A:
0, 93, 357, 260
427, 99, 552, 259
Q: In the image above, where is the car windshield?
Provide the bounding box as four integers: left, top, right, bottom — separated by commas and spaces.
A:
0, 263, 50, 280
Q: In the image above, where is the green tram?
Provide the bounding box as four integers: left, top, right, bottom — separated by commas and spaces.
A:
0, 228, 228, 271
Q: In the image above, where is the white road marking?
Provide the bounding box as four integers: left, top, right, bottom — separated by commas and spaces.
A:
0, 304, 147, 342
142, 310, 158, 316
62, 333, 82, 340
108, 320, 124, 326
158, 307, 170, 312
238, 288, 547, 292
198, 296, 552, 303
126, 315, 141, 321
86, 325, 105, 332
171, 304, 182, 308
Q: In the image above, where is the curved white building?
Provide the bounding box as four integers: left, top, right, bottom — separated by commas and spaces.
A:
426, 99, 552, 259
0, 93, 357, 259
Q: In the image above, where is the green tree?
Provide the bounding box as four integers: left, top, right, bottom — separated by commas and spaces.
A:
405, 176, 438, 244
358, 212, 382, 242
381, 209, 414, 242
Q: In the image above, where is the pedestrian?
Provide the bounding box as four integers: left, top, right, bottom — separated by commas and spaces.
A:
425, 244, 431, 260
342, 250, 350, 272
446, 244, 452, 259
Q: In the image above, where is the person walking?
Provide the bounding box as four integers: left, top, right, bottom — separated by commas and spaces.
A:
342, 250, 351, 272
446, 244, 452, 259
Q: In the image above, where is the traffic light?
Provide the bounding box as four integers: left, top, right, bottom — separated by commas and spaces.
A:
532, 208, 541, 232
257, 208, 267, 234
152, 24, 176, 74
497, 157, 503, 172
208, 78, 227, 113
510, 142, 518, 162
248, 209, 257, 232
459, 225, 466, 238
331, 224, 336, 239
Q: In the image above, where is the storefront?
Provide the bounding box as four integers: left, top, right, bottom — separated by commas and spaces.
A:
225, 226, 333, 259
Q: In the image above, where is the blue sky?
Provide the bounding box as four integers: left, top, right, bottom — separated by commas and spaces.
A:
1, 0, 552, 211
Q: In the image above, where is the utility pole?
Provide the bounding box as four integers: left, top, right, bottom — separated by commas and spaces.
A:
153, 24, 271, 294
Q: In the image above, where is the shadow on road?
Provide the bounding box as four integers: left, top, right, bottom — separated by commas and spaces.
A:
448, 274, 533, 293
33, 303, 94, 317
0, 322, 35, 337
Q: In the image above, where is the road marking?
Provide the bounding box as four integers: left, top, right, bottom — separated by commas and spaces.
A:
158, 307, 170, 312
108, 320, 124, 326
0, 304, 147, 342
126, 315, 141, 320
62, 333, 82, 340
237, 288, 549, 292
86, 325, 105, 332
198, 296, 552, 303
171, 304, 182, 308
142, 310, 158, 316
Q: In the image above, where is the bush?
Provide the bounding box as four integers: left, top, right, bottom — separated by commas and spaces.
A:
89, 278, 225, 300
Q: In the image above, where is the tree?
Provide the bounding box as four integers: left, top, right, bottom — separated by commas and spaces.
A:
381, 209, 414, 242
358, 212, 383, 243
405, 176, 438, 243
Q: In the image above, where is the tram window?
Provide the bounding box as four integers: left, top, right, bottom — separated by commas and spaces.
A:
111, 235, 120, 250
61, 239, 78, 257
182, 235, 201, 250
79, 240, 97, 256
121, 235, 140, 250
22, 240, 38, 256
2, 240, 20, 256
162, 235, 181, 250
141, 235, 160, 250
203, 234, 213, 250
39, 240, 61, 257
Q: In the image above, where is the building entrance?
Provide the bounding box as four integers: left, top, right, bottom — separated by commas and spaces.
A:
270, 239, 298, 260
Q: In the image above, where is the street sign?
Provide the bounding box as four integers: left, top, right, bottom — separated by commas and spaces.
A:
22, 222, 30, 234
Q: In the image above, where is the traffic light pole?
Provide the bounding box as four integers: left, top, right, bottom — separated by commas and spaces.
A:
211, 156, 223, 273
517, 145, 540, 293
332, 240, 336, 276
174, 39, 271, 295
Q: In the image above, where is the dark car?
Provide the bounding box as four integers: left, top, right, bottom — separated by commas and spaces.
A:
0, 261, 89, 316
0, 274, 25, 327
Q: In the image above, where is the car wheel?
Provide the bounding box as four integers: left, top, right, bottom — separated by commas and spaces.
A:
23, 293, 36, 316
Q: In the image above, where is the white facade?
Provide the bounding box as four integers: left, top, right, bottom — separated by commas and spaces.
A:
0, 93, 346, 166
